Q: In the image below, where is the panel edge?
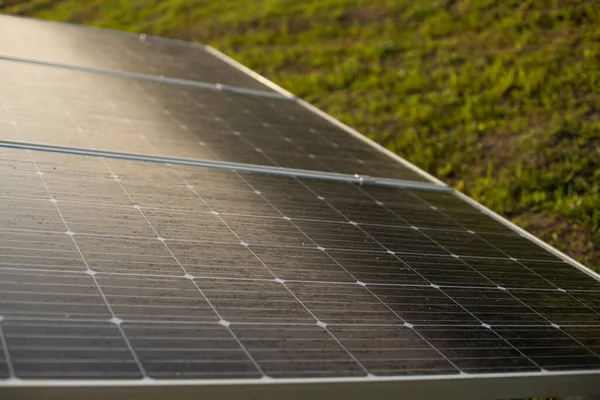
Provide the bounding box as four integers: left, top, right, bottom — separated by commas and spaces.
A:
0, 140, 451, 192
2, 370, 600, 400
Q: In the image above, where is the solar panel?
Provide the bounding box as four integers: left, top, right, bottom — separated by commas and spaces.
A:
0, 14, 599, 400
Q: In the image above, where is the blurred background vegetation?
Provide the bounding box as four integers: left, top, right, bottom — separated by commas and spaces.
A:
2, 0, 599, 269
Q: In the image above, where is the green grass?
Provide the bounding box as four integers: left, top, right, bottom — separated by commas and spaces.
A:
3, 0, 599, 269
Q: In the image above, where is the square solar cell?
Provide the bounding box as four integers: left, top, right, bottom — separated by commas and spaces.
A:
0, 198, 66, 232
61, 203, 156, 237
327, 250, 428, 285
367, 286, 479, 325
194, 279, 314, 323
231, 325, 365, 378
460, 258, 557, 289
124, 323, 259, 379
441, 287, 548, 325
0, 231, 86, 272
422, 230, 507, 259
361, 225, 448, 255
415, 326, 540, 374
251, 246, 355, 282
0, 271, 111, 320
143, 208, 236, 242
325, 199, 404, 226
4, 320, 142, 379
509, 289, 600, 325
565, 291, 600, 319
167, 242, 273, 279
77, 236, 182, 276
285, 282, 400, 324
96, 275, 218, 322
397, 254, 494, 287
520, 260, 600, 291
495, 327, 600, 371
292, 220, 384, 252
563, 327, 600, 355
479, 233, 563, 261
328, 325, 458, 376
219, 215, 311, 248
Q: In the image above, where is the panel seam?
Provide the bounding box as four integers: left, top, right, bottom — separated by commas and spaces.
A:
0, 140, 450, 192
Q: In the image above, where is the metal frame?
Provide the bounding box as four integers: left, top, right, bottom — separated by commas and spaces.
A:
0, 140, 449, 192
2, 370, 600, 400
1, 14, 600, 399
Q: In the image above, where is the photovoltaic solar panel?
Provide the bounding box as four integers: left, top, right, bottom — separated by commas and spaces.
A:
0, 13, 599, 400
1, 148, 600, 385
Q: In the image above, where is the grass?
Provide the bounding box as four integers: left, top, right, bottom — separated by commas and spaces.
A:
2, 0, 599, 270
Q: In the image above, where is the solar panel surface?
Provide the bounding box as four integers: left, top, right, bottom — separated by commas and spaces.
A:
0, 13, 599, 400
